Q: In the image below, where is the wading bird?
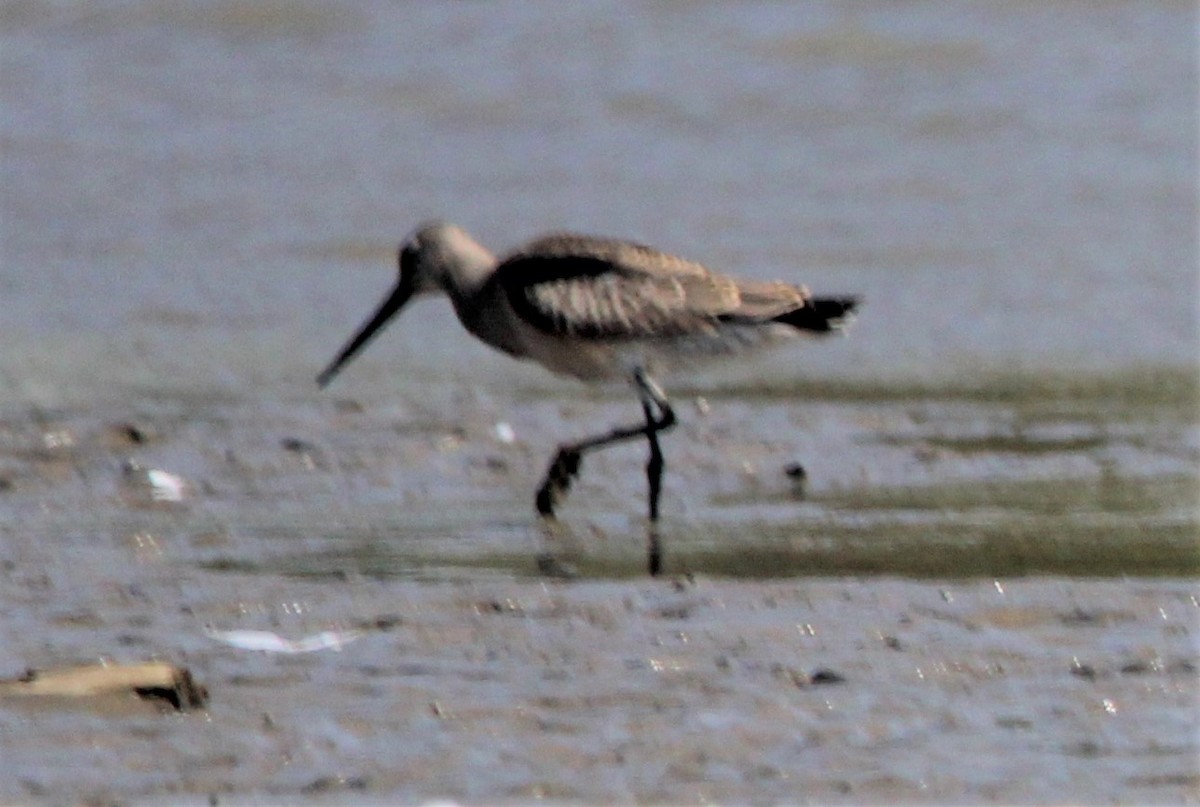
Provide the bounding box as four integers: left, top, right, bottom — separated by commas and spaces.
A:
318, 222, 858, 574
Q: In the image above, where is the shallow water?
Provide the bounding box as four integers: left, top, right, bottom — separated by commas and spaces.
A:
1, 1, 1197, 803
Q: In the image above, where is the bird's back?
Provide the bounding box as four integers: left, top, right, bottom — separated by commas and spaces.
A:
454, 231, 857, 381
494, 233, 816, 340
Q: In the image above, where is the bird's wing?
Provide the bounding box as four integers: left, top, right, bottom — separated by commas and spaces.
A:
720, 277, 813, 321
497, 234, 760, 339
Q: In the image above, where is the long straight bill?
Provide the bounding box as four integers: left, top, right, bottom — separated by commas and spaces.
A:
316, 282, 414, 388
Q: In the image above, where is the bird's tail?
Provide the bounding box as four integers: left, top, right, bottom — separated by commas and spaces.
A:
774, 296, 860, 333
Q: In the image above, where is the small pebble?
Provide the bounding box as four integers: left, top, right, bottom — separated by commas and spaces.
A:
1070, 660, 1097, 680
115, 422, 155, 444
777, 665, 846, 688
785, 463, 808, 497
784, 463, 807, 480
281, 436, 316, 453
808, 668, 846, 686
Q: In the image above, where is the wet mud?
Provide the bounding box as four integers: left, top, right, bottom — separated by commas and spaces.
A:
0, 375, 1195, 803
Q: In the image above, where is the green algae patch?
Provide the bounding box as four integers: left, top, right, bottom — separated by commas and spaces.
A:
687, 471, 1199, 579
683, 364, 1200, 411
679, 518, 1198, 579
815, 473, 1197, 517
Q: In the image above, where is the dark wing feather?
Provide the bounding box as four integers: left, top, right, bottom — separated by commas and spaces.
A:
771, 296, 859, 332
496, 235, 746, 339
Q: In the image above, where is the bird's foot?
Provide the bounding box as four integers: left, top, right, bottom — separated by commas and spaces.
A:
535, 447, 583, 518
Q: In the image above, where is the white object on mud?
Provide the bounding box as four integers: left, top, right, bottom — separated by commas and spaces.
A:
203, 626, 364, 654
494, 421, 516, 443
146, 468, 187, 502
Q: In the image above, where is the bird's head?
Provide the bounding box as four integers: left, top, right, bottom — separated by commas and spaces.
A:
316, 221, 494, 388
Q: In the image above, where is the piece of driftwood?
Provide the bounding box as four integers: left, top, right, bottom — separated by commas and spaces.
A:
0, 661, 207, 711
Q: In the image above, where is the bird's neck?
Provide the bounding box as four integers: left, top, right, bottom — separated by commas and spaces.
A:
441, 251, 494, 303
431, 227, 495, 299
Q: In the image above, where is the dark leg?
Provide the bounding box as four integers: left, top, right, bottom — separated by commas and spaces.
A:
643, 399, 664, 521
535, 370, 676, 520
636, 371, 674, 578
635, 368, 675, 524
